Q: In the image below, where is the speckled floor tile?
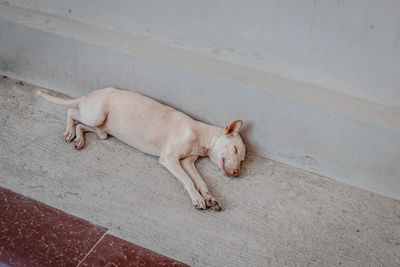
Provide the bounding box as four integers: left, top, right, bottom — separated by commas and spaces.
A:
80, 234, 189, 266
0, 187, 107, 266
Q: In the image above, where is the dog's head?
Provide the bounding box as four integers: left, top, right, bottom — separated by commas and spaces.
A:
210, 120, 246, 177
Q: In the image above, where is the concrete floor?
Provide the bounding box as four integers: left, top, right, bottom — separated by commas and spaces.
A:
1, 76, 399, 266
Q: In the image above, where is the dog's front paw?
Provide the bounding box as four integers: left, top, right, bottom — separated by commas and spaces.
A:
63, 128, 75, 142
203, 192, 222, 211
209, 202, 222, 211
74, 137, 85, 150
192, 196, 206, 210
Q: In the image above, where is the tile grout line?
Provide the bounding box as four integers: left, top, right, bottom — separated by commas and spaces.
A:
76, 229, 109, 266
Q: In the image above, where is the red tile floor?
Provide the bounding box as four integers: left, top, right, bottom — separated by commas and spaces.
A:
0, 187, 188, 266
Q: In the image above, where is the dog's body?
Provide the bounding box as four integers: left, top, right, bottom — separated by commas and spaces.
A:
38, 88, 246, 210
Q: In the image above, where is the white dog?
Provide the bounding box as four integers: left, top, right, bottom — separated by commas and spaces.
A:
38, 88, 246, 210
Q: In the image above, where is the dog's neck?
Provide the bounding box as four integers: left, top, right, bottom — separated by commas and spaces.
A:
195, 122, 223, 157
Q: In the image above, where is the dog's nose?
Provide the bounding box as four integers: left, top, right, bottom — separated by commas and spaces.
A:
232, 169, 240, 177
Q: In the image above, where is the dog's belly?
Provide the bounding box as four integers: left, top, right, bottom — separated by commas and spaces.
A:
102, 90, 191, 157
105, 114, 163, 156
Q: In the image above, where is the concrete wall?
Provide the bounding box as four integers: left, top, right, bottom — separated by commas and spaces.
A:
5, 0, 400, 108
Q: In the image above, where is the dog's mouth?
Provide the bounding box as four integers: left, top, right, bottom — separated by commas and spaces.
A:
222, 158, 229, 175
222, 158, 240, 177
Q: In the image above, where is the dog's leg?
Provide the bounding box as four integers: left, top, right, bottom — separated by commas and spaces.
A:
75, 123, 108, 149
181, 156, 222, 211
159, 155, 206, 210
74, 124, 94, 149
64, 108, 80, 142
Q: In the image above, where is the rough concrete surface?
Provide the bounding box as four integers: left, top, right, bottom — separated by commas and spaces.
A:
1, 76, 399, 266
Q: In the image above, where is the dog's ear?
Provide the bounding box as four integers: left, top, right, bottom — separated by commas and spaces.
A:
225, 120, 243, 135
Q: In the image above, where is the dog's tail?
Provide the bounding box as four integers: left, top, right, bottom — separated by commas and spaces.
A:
37, 91, 82, 107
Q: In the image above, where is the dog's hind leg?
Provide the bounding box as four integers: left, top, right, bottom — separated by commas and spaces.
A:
64, 108, 80, 142
74, 124, 94, 149
74, 123, 108, 149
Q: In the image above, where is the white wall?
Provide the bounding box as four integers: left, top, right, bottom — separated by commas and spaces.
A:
5, 0, 400, 108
